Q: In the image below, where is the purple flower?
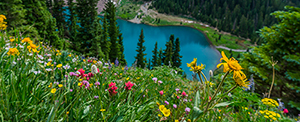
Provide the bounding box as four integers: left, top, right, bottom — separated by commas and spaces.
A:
65, 75, 68, 78
164, 101, 169, 105
173, 104, 177, 108
143, 95, 145, 97
158, 80, 163, 84
175, 88, 180, 92
115, 58, 119, 66
95, 82, 100, 86
152, 77, 157, 83
94, 96, 99, 99
54, 82, 59, 85
63, 65, 70, 69
185, 107, 191, 113
70, 89, 73, 92
183, 99, 188, 102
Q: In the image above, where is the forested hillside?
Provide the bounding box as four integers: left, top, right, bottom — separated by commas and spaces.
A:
151, 0, 300, 42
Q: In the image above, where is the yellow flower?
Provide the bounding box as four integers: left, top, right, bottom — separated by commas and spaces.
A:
7, 48, 20, 56
56, 64, 62, 68
83, 59, 86, 62
187, 119, 191, 122
218, 116, 221, 119
48, 83, 53, 88
175, 120, 179, 122
47, 62, 51, 66
51, 64, 54, 67
159, 105, 165, 112
58, 84, 63, 87
51, 88, 56, 93
56, 50, 60, 53
122, 68, 124, 70
10, 39, 15, 42
93, 60, 97, 64
156, 102, 160, 106
27, 43, 39, 53
162, 108, 170, 117
126, 77, 129, 80
66, 111, 69, 115
90, 83, 93, 87
137, 77, 140, 80
261, 98, 279, 107
187, 58, 197, 68
0, 15, 7, 22
158, 114, 162, 117
100, 109, 106, 112
59, 53, 61, 55
21, 37, 33, 43
78, 83, 82, 86
68, 54, 72, 57
79, 79, 83, 82
120, 73, 122, 75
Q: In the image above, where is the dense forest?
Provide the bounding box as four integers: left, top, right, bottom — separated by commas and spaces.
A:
151, 0, 300, 42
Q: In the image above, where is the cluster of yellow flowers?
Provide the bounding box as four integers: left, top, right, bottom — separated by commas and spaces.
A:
205, 81, 215, 87
187, 58, 205, 73
217, 51, 248, 87
259, 110, 280, 121
0, 15, 7, 30
261, 98, 279, 107
159, 105, 170, 117
7, 48, 20, 56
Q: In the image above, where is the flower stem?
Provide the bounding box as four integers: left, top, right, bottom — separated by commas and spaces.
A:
203, 71, 229, 114
268, 63, 276, 98
197, 72, 204, 84
210, 84, 238, 109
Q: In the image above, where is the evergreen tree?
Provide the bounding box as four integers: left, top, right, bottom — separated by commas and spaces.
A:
147, 58, 151, 70
52, 0, 66, 38
134, 29, 147, 68
163, 40, 173, 66
157, 48, 163, 66
67, 0, 80, 51
87, 17, 104, 58
22, 0, 60, 46
118, 27, 126, 65
104, 1, 121, 62
173, 38, 182, 68
151, 42, 158, 68
240, 6, 300, 113
101, 16, 111, 62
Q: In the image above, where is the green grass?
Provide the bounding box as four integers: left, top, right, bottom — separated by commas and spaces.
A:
116, 0, 140, 20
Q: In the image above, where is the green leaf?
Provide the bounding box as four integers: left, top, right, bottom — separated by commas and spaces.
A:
192, 107, 203, 121
214, 102, 233, 108
194, 91, 201, 107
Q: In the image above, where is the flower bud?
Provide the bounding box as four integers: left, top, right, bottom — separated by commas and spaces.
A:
209, 70, 213, 77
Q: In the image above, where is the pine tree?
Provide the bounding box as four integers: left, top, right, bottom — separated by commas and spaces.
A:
240, 6, 300, 113
147, 58, 151, 69
104, 1, 121, 62
134, 29, 147, 68
101, 16, 111, 62
151, 42, 158, 68
163, 35, 173, 66
157, 48, 163, 66
52, 0, 66, 38
118, 27, 126, 65
173, 38, 182, 68
88, 17, 104, 58
67, 0, 80, 52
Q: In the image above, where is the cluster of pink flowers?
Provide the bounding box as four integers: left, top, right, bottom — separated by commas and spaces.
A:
108, 82, 118, 96
125, 81, 134, 90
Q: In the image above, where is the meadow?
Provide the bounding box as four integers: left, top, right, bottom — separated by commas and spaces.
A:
0, 14, 298, 121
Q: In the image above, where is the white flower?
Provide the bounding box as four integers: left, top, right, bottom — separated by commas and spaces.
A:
63, 65, 70, 69
72, 58, 77, 62
37, 55, 44, 60
45, 68, 52, 71
209, 70, 213, 77
19, 45, 24, 48
12, 61, 17, 65
97, 61, 103, 65
91, 65, 98, 74
48, 58, 52, 62
38, 60, 44, 63
33, 71, 41, 74
28, 53, 33, 56
47, 54, 52, 57
228, 93, 232, 97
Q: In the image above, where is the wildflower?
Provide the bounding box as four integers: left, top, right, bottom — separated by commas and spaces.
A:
164, 101, 169, 105
187, 119, 191, 122
173, 104, 177, 108
95, 82, 100, 87
185, 107, 191, 113
177, 96, 180, 99
58, 84, 63, 88
182, 91, 187, 97
175, 88, 179, 92
94, 96, 99, 99
209, 96, 212, 100
63, 65, 70, 69
68, 54, 72, 57
45, 68, 52, 71
108, 82, 118, 96
159, 91, 163, 95
183, 99, 188, 102
10, 39, 15, 42
217, 51, 247, 87
125, 81, 134, 90
56, 64, 62, 68
156, 102, 160, 106
78, 83, 82, 86
7, 48, 20, 56
158, 114, 162, 117
27, 43, 39, 53
78, 68, 85, 75
21, 37, 32, 43
70, 89, 73, 92
152, 77, 158, 83
48, 83, 53, 88
187, 58, 197, 68
159, 105, 165, 112
91, 65, 98, 74
162, 108, 170, 117
283, 109, 288, 113
115, 58, 119, 66
51, 88, 56, 94
100, 109, 106, 112
66, 111, 69, 115
175, 120, 179, 122
262, 98, 279, 107
158, 80, 163, 84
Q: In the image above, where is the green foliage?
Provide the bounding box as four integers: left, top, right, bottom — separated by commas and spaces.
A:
240, 6, 300, 113
135, 29, 147, 68
173, 38, 182, 68
151, 42, 158, 68
87, 17, 104, 58
163, 35, 173, 66
52, 0, 66, 38
118, 27, 126, 65
101, 16, 111, 62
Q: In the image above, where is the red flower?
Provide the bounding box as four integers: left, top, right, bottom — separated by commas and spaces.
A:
182, 91, 187, 97
209, 96, 211, 101
108, 82, 118, 96
125, 81, 134, 90
159, 91, 163, 95
78, 68, 85, 75
283, 109, 288, 113
88, 72, 94, 77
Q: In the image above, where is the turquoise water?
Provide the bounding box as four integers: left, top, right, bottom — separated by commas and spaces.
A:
116, 19, 220, 79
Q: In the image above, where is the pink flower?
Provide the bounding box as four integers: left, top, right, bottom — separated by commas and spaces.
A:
173, 104, 177, 108
283, 109, 288, 113
108, 82, 118, 96
125, 81, 134, 90
177, 96, 180, 99
182, 91, 187, 97
78, 68, 85, 75
159, 91, 163, 95
209, 96, 211, 101
152, 77, 157, 83
158, 80, 163, 84
88, 72, 94, 77
164, 101, 169, 105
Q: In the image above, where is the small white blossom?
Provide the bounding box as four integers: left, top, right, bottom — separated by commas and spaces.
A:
91, 65, 98, 74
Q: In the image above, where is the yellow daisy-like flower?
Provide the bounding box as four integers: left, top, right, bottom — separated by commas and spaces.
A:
187, 119, 191, 122
175, 120, 179, 122
7, 48, 20, 56
100, 109, 106, 112
126, 77, 129, 80
78, 83, 82, 86
0, 15, 7, 22
48, 83, 53, 88
66, 111, 69, 115
156, 102, 160, 106
79, 79, 83, 82
10, 39, 15, 42
21, 37, 33, 43
47, 62, 51, 66
261, 98, 279, 107
83, 59, 86, 62
159, 105, 165, 112
27, 43, 39, 53
93, 60, 97, 64
58, 84, 63, 87
158, 114, 162, 117
51, 88, 56, 94
187, 58, 197, 68
68, 54, 72, 57
162, 108, 170, 117
56, 64, 62, 68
